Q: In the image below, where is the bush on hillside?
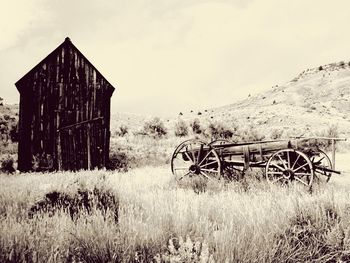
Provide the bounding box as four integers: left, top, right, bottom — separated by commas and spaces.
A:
174, 120, 188, 137
141, 117, 167, 138
237, 126, 265, 142
270, 129, 283, 140
115, 125, 129, 137
205, 121, 235, 140
190, 119, 202, 134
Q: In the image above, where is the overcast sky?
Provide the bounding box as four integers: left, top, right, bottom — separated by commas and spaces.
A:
1, 0, 350, 116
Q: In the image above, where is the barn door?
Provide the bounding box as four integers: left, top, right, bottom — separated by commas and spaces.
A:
57, 118, 104, 171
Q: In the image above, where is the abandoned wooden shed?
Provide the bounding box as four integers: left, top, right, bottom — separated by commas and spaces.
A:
15, 37, 115, 172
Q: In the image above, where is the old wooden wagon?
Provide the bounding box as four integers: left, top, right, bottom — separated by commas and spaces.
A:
15, 37, 115, 172
171, 137, 345, 187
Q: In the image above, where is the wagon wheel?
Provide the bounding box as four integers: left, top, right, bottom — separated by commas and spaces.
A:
171, 139, 221, 181
209, 139, 231, 146
265, 149, 314, 187
311, 150, 332, 183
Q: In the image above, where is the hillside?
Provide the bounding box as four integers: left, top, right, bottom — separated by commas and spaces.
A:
178, 61, 350, 138
3, 60, 350, 139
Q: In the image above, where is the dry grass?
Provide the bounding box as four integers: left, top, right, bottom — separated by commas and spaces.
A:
1, 167, 350, 262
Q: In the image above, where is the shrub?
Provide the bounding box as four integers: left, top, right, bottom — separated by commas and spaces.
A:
115, 125, 128, 137
28, 187, 119, 222
174, 120, 188, 137
107, 151, 130, 172
272, 204, 343, 262
141, 117, 167, 138
237, 126, 265, 142
190, 119, 202, 134
319, 65, 323, 71
0, 155, 15, 173
205, 122, 234, 140
270, 129, 283, 140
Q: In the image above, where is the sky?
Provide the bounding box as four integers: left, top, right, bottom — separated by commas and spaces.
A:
1, 0, 350, 116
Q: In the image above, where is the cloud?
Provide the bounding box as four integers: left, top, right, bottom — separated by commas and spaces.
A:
1, 0, 350, 115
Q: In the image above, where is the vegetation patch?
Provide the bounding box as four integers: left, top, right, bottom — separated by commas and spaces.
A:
28, 187, 119, 222
272, 203, 348, 262
0, 155, 15, 174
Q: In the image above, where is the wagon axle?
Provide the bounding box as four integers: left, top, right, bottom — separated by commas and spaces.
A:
189, 164, 201, 175
282, 169, 295, 180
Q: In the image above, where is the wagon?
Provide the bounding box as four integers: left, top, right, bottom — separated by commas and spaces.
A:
171, 137, 346, 187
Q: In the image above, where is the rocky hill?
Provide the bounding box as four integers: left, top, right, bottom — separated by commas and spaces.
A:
179, 61, 350, 138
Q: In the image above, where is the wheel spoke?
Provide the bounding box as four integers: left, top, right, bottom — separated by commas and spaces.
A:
294, 176, 309, 186
317, 156, 325, 163
190, 147, 197, 164
267, 171, 283, 175
184, 151, 194, 163
200, 171, 214, 180
201, 168, 219, 173
178, 172, 191, 181
174, 167, 190, 170
198, 150, 212, 166
270, 163, 285, 172
291, 154, 301, 170
287, 151, 291, 169
273, 176, 284, 183
197, 145, 202, 164
293, 162, 309, 173
200, 160, 219, 168
277, 154, 288, 170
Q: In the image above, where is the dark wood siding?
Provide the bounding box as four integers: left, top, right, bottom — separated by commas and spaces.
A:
16, 38, 115, 171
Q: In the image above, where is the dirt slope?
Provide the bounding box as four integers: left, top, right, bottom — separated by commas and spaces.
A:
179, 61, 350, 137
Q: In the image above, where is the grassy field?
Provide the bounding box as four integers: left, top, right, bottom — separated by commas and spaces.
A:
1, 164, 350, 262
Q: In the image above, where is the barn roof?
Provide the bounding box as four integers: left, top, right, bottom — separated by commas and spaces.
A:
15, 37, 115, 94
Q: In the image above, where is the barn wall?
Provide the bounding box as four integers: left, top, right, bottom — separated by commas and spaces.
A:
17, 39, 114, 171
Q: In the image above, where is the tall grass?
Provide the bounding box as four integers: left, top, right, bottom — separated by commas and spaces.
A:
1, 168, 350, 262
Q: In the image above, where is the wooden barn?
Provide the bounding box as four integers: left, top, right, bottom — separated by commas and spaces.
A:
15, 37, 115, 172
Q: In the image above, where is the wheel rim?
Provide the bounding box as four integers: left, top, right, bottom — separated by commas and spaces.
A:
265, 149, 314, 187
311, 150, 332, 183
171, 139, 221, 180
